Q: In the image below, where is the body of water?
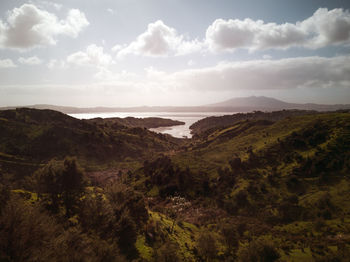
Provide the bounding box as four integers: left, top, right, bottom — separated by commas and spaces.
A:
69, 112, 233, 138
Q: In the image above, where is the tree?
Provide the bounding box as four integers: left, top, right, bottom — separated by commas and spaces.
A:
0, 197, 60, 262
221, 223, 238, 252
156, 241, 181, 262
196, 231, 218, 262
237, 240, 280, 262
35, 157, 87, 216
78, 190, 115, 238
61, 157, 87, 216
116, 209, 138, 258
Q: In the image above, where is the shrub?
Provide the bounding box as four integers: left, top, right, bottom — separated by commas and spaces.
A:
155, 241, 181, 262
237, 239, 280, 262
34, 157, 87, 216
196, 231, 218, 261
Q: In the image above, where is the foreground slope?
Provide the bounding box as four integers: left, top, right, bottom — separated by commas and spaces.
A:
1, 109, 349, 261
136, 110, 350, 261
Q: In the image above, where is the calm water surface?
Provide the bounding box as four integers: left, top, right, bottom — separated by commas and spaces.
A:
69, 112, 233, 138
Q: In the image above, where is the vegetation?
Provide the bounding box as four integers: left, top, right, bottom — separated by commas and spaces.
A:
88, 116, 185, 129
1, 108, 349, 261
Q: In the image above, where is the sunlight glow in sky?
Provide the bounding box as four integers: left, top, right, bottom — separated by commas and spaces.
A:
0, 0, 350, 107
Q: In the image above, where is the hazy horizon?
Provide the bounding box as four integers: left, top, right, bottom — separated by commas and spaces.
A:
1, 0, 350, 107
2, 95, 350, 108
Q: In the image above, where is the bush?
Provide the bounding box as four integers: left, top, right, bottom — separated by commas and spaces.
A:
196, 231, 218, 261
0, 197, 60, 262
155, 241, 181, 262
34, 157, 87, 216
116, 209, 138, 258
237, 240, 280, 262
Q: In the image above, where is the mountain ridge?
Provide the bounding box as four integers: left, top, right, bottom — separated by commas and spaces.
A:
0, 96, 349, 114
205, 96, 350, 110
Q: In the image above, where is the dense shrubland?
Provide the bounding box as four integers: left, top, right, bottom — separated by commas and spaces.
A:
1, 109, 350, 261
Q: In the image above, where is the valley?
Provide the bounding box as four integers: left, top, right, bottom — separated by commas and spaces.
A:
0, 108, 349, 261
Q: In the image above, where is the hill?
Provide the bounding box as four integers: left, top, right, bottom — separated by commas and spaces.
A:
206, 96, 350, 111
1, 108, 350, 261
190, 109, 318, 137
0, 108, 183, 179
121, 110, 349, 261
88, 116, 184, 129
2, 96, 349, 114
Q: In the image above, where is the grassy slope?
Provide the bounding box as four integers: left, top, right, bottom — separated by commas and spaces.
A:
2, 109, 350, 261
164, 112, 350, 260
174, 112, 350, 175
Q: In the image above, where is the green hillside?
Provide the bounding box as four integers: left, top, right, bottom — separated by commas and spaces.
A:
1, 109, 349, 261
88, 116, 184, 129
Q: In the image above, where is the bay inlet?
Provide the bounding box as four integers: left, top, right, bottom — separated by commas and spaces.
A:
69, 112, 232, 138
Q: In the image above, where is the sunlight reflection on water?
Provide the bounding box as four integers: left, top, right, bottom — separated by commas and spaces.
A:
69, 112, 233, 138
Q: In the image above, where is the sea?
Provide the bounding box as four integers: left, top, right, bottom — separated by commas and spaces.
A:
69, 112, 233, 138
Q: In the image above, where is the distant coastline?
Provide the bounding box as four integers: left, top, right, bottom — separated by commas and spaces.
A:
1, 96, 349, 114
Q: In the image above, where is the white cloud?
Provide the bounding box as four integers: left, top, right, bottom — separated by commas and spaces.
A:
117, 20, 202, 57
113, 8, 350, 57
53, 3, 63, 11
206, 18, 260, 51
76, 56, 349, 96
301, 8, 350, 48
67, 44, 113, 68
18, 56, 42, 65
262, 55, 272, 60
0, 4, 89, 50
0, 59, 17, 68
47, 59, 65, 69
3, 56, 349, 106
205, 8, 350, 52
188, 59, 196, 66
63, 55, 350, 93
28, 0, 62, 11
107, 8, 115, 15
111, 44, 124, 52
145, 55, 350, 91
94, 68, 138, 82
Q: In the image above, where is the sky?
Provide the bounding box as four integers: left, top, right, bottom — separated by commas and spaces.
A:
0, 0, 350, 107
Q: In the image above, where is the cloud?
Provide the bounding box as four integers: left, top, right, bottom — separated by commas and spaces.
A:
63, 55, 350, 93
18, 56, 42, 65
113, 8, 350, 56
206, 8, 350, 52
187, 59, 196, 66
107, 8, 115, 15
28, 0, 62, 11
117, 20, 202, 57
262, 55, 272, 60
301, 8, 350, 48
0, 59, 17, 68
0, 4, 89, 50
3, 56, 349, 106
111, 44, 124, 52
67, 44, 113, 68
147, 55, 350, 91
47, 59, 65, 69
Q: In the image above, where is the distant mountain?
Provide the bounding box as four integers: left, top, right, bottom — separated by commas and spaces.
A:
1, 96, 349, 114
206, 96, 350, 111
207, 96, 294, 108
